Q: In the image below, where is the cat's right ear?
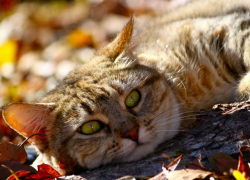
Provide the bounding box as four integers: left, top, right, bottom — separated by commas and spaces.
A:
96, 15, 135, 61
2, 103, 55, 146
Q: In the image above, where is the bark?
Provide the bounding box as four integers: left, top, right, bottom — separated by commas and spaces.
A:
59, 101, 250, 180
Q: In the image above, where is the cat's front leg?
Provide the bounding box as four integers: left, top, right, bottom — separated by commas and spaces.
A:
238, 72, 250, 100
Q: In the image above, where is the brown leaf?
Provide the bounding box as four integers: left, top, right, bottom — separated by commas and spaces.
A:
0, 142, 27, 163
209, 152, 238, 174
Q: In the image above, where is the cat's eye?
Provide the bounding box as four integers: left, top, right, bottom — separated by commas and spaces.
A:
79, 121, 103, 135
125, 90, 141, 108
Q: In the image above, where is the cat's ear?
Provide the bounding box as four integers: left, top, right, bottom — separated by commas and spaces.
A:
96, 15, 135, 61
2, 103, 55, 145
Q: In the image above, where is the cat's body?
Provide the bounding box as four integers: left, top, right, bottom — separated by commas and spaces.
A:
2, 0, 250, 174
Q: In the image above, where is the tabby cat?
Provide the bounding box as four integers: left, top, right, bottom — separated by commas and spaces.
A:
2, 0, 250, 174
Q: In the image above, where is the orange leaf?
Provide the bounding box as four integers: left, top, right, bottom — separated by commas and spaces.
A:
37, 164, 61, 178
7, 164, 62, 180
237, 156, 250, 179
7, 170, 40, 180
68, 29, 93, 47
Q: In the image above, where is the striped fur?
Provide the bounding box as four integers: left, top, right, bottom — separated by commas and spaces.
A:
3, 0, 250, 174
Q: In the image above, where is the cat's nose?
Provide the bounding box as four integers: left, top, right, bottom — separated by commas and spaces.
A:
124, 126, 139, 141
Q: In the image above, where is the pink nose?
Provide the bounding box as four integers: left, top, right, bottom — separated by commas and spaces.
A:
125, 126, 139, 141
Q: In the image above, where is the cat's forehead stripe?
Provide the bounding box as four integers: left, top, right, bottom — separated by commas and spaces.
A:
109, 84, 124, 95
73, 83, 113, 115
80, 102, 93, 115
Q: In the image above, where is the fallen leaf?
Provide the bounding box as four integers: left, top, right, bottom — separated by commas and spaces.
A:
7, 164, 62, 180
0, 39, 18, 67
0, 0, 18, 11
237, 156, 250, 179
0, 161, 36, 180
68, 29, 93, 48
7, 170, 36, 180
1, 164, 19, 180
167, 169, 212, 180
0, 142, 27, 163
37, 164, 61, 178
209, 152, 238, 174
233, 170, 247, 180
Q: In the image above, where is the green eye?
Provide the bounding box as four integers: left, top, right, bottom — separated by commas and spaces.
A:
125, 90, 141, 108
79, 121, 103, 135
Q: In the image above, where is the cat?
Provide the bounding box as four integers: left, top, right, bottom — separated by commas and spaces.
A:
2, 0, 250, 175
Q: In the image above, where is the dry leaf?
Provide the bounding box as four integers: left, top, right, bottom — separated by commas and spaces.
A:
0, 142, 27, 163
167, 169, 212, 180
7, 164, 62, 180
0, 161, 36, 180
68, 29, 93, 48
0, 40, 18, 67
237, 156, 250, 179
209, 152, 238, 174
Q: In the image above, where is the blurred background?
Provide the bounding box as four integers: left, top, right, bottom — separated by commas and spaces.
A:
0, 0, 188, 145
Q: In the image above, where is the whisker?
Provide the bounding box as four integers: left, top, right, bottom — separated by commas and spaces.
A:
156, 117, 198, 127
154, 112, 202, 124
153, 109, 202, 123
149, 102, 187, 121
155, 129, 204, 132
151, 101, 209, 122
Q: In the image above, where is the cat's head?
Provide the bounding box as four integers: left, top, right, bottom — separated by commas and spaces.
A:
2, 17, 181, 174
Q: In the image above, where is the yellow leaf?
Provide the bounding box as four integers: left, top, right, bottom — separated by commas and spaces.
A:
233, 170, 247, 180
0, 39, 18, 67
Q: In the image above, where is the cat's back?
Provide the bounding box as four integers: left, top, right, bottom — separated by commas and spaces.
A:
135, 0, 250, 43
154, 0, 250, 26
132, 0, 250, 110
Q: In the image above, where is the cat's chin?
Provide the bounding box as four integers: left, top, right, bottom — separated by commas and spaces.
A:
121, 141, 157, 162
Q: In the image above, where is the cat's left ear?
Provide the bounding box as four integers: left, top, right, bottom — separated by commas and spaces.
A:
96, 15, 135, 62
2, 103, 55, 145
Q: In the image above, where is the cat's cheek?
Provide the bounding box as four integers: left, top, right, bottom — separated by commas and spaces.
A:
73, 141, 113, 169
137, 127, 153, 144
